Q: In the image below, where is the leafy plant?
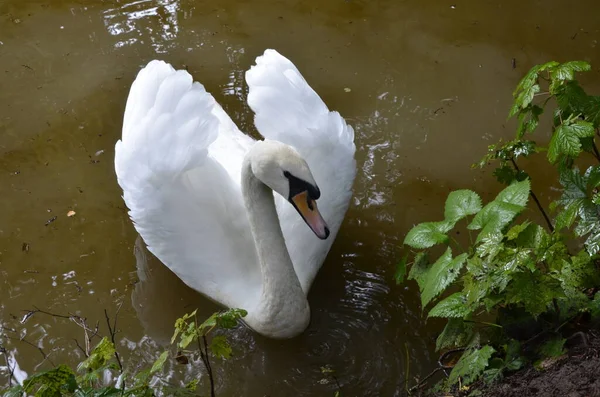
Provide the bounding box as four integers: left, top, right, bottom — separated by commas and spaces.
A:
400, 60, 600, 391
1, 308, 247, 396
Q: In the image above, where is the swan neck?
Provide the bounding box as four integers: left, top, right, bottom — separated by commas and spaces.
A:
241, 156, 309, 337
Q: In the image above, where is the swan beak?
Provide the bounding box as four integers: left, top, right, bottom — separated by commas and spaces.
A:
290, 191, 330, 240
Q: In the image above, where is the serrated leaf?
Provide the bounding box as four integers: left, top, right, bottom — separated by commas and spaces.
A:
444, 190, 482, 222
404, 220, 453, 249
548, 121, 595, 163
436, 318, 474, 351
428, 293, 472, 318
476, 233, 504, 261
504, 340, 525, 371
395, 253, 408, 284
421, 248, 468, 307
506, 273, 562, 317
495, 179, 531, 205
209, 335, 232, 359
585, 228, 600, 255
448, 346, 495, 386
550, 61, 591, 82
215, 308, 248, 329
554, 199, 582, 231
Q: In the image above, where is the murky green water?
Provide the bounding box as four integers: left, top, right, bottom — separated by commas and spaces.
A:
1, 0, 600, 395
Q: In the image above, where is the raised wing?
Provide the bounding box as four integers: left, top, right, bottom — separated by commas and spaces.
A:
115, 60, 261, 310
246, 50, 357, 292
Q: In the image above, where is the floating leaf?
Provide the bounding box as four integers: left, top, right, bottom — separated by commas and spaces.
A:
404, 220, 453, 249
448, 346, 495, 386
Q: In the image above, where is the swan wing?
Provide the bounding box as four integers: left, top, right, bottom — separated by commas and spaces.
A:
115, 60, 261, 310
246, 50, 357, 292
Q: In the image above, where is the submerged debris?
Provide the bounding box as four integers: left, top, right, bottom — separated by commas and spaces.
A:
45, 216, 57, 226
67, 210, 76, 217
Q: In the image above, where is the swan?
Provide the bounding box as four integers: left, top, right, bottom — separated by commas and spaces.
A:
114, 49, 356, 338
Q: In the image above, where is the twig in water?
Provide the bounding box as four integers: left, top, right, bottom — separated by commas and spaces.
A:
104, 304, 124, 374
1, 345, 14, 388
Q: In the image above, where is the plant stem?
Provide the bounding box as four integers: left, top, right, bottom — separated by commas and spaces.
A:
203, 336, 216, 397
104, 305, 124, 375
510, 158, 554, 232
463, 319, 503, 328
592, 141, 600, 164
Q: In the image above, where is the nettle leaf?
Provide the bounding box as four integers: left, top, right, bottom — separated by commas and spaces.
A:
476, 232, 504, 261
436, 318, 474, 351
550, 61, 591, 83
448, 346, 496, 386
209, 335, 233, 359
469, 180, 530, 242
421, 248, 468, 307
444, 190, 482, 223
548, 121, 595, 163
428, 292, 472, 318
404, 220, 453, 249
394, 253, 408, 284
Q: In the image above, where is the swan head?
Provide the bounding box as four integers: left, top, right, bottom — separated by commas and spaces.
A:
249, 140, 330, 240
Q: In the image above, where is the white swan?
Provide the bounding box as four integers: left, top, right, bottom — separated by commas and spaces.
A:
114, 49, 356, 338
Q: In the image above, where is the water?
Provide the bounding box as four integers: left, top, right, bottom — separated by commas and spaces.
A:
1, 0, 600, 395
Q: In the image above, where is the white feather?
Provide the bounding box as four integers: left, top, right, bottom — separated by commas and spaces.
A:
115, 50, 356, 335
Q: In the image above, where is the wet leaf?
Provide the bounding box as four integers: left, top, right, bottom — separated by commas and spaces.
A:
404, 221, 453, 249
436, 318, 474, 351
428, 292, 472, 318
395, 253, 408, 284
421, 248, 467, 307
209, 335, 232, 359
444, 190, 482, 223
150, 351, 168, 374
448, 345, 495, 386
78, 337, 115, 372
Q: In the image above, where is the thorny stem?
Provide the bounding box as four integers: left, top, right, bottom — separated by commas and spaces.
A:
510, 158, 554, 232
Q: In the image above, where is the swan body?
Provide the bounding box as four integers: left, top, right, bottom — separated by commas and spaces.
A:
115, 50, 356, 338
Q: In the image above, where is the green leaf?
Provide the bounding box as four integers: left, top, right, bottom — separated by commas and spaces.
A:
554, 199, 583, 231
444, 190, 482, 222
403, 221, 453, 249
407, 252, 429, 290
590, 292, 600, 319
551, 61, 591, 82
585, 229, 600, 255
150, 351, 169, 374
469, 180, 530, 242
436, 318, 474, 351
78, 337, 115, 373
23, 365, 77, 396
215, 308, 248, 329
209, 335, 232, 359
506, 221, 531, 240
171, 309, 197, 344
421, 249, 468, 307
476, 233, 504, 261
428, 293, 472, 318
548, 121, 595, 163
394, 253, 408, 284
448, 346, 495, 386
506, 273, 562, 317
539, 338, 566, 358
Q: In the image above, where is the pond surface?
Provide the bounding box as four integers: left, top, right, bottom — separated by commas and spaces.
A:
1, 0, 600, 395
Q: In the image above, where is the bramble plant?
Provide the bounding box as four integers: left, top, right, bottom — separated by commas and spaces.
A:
398, 60, 600, 392
1, 308, 247, 397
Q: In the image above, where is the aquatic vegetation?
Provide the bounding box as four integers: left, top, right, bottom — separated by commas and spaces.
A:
399, 61, 600, 392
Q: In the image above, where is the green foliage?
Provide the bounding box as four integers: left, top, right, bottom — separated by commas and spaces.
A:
402, 60, 600, 392
2, 309, 247, 396
448, 346, 495, 386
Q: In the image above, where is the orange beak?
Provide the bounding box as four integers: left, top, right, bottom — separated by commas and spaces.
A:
290, 191, 330, 240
